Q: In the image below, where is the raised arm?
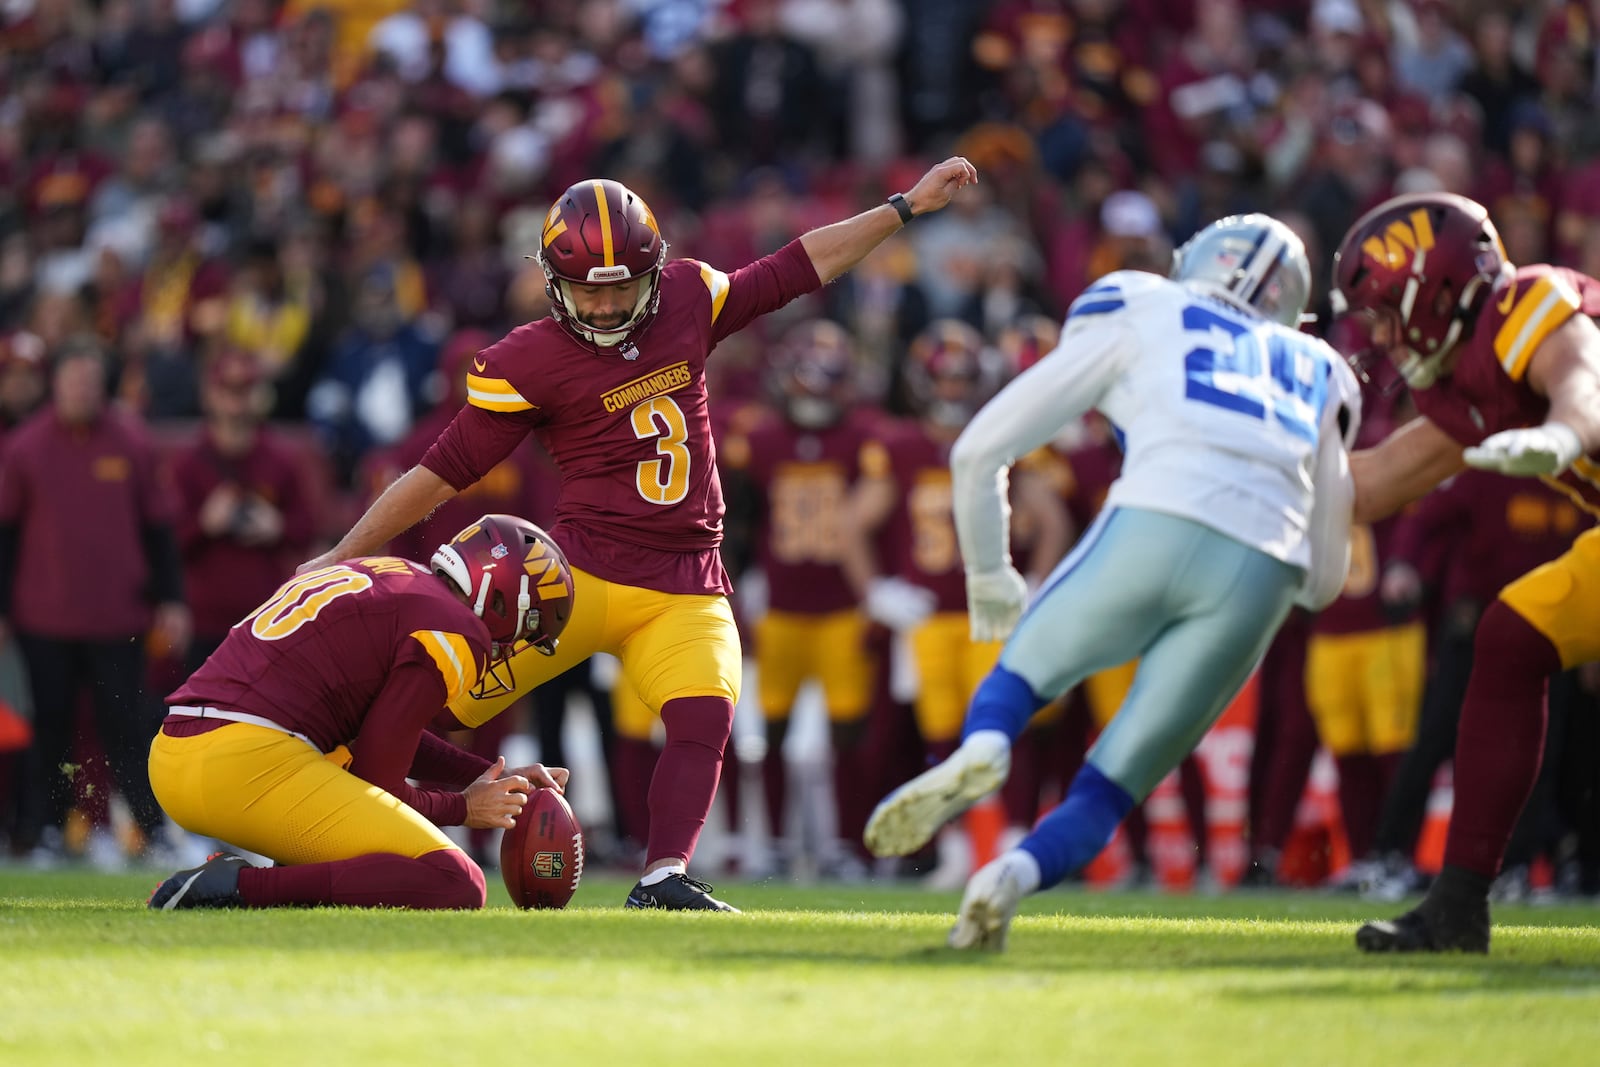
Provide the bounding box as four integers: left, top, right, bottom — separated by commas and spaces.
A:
801, 157, 978, 284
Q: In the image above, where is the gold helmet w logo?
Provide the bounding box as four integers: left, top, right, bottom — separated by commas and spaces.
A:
523, 541, 570, 599
1361, 209, 1436, 270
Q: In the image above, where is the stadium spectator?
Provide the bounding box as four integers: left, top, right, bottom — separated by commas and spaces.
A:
306, 262, 441, 485
168, 349, 315, 672
0, 337, 189, 865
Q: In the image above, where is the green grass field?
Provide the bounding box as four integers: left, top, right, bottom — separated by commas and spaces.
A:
4, 868, 1600, 1066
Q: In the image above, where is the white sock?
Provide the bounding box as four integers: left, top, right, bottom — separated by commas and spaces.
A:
639, 863, 686, 887
963, 729, 1011, 764
1003, 849, 1042, 895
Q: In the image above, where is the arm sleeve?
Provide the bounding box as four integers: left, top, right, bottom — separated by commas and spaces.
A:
420, 403, 541, 492
705, 240, 823, 345
410, 727, 494, 790
950, 319, 1129, 573
347, 662, 470, 827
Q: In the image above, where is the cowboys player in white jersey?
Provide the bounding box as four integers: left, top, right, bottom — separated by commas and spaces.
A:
864, 214, 1364, 950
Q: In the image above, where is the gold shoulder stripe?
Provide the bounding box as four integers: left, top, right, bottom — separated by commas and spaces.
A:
466, 373, 536, 413
411, 629, 481, 703
697, 261, 731, 324
1494, 277, 1580, 381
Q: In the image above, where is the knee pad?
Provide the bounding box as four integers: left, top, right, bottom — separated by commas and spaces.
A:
660, 696, 735, 751
419, 849, 487, 910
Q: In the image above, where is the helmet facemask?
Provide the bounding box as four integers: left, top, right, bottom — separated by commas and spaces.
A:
542, 245, 667, 351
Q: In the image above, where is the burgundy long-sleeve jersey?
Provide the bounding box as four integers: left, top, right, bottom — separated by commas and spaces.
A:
421, 240, 822, 595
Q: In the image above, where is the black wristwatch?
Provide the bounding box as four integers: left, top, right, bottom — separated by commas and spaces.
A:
887, 192, 915, 224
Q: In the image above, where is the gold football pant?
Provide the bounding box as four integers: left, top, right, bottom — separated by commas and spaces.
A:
451, 565, 741, 728
148, 723, 457, 864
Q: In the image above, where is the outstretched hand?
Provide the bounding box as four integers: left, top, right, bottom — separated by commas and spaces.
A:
463, 756, 532, 830
905, 157, 980, 217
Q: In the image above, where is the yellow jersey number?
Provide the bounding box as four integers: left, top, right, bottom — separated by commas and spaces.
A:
236, 560, 405, 640
770, 465, 847, 564
631, 395, 691, 506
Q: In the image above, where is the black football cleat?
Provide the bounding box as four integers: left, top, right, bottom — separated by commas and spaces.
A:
625, 873, 740, 913
148, 852, 253, 911
1355, 891, 1490, 954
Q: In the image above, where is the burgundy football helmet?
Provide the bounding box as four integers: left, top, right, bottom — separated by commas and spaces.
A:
1330, 192, 1512, 388
904, 319, 990, 429
538, 178, 668, 353
772, 319, 856, 429
432, 515, 575, 693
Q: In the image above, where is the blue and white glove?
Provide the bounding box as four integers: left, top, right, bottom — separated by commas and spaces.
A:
965, 565, 1029, 642
1463, 422, 1584, 477
864, 577, 938, 632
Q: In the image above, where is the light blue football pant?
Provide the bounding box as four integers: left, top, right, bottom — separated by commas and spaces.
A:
972, 506, 1301, 801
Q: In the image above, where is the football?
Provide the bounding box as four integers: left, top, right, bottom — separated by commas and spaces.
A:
500, 788, 584, 909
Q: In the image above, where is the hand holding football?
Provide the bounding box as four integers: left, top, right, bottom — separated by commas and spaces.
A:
500, 787, 584, 909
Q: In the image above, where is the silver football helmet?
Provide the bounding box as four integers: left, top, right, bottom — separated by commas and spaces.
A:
1170, 214, 1312, 328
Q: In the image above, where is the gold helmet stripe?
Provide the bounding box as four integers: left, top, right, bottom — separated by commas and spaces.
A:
593, 180, 615, 267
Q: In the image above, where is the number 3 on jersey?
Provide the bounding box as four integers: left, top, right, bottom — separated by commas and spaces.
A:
632, 395, 691, 505
1181, 304, 1329, 443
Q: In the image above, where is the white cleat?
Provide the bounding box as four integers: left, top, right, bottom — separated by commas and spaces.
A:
864, 733, 1010, 858
948, 854, 1031, 952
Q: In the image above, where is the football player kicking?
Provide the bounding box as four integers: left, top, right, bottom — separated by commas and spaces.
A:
298, 160, 980, 911
147, 515, 574, 910
1329, 193, 1600, 953
864, 214, 1364, 950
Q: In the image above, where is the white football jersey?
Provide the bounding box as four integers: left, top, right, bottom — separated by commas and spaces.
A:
951, 270, 1362, 572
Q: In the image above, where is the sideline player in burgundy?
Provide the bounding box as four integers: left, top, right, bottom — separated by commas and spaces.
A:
1330, 192, 1600, 952
146, 515, 573, 910
299, 159, 981, 910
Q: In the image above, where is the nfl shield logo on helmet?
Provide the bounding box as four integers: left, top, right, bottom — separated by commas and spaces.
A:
533, 851, 564, 879
490, 543, 509, 559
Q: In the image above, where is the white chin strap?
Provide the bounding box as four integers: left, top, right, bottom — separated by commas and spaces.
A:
557, 279, 653, 348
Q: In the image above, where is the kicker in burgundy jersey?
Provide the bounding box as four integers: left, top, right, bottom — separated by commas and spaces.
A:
421, 241, 822, 595
722, 409, 878, 614
168, 557, 491, 755
1413, 264, 1600, 518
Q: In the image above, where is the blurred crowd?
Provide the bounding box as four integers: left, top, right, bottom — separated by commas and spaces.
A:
2, 0, 1600, 897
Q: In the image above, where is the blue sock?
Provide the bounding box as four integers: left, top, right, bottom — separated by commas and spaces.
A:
962, 665, 1046, 742
1019, 763, 1135, 890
